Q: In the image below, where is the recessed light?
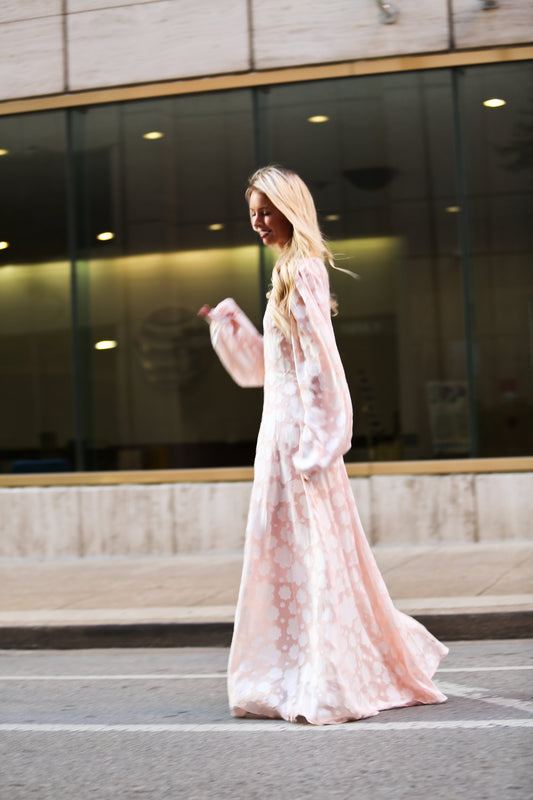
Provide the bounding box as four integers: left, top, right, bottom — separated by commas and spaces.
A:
96, 231, 114, 241
207, 223, 224, 231
325, 214, 340, 222
94, 340, 118, 350
0, 241, 9, 249
142, 131, 165, 140
307, 115, 330, 124
0, 149, 8, 156
483, 98, 506, 108
445, 206, 460, 213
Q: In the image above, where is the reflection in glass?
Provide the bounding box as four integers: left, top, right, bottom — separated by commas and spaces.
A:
1, 62, 531, 473
71, 93, 260, 470
0, 111, 74, 473
459, 61, 533, 456
258, 71, 465, 460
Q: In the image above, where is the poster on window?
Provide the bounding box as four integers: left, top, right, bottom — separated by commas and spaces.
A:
427, 381, 471, 456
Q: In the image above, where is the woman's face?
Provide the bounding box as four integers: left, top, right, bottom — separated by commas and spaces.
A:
248, 190, 292, 249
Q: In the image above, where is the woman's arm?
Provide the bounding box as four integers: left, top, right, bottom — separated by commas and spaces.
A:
200, 298, 264, 388
290, 259, 353, 476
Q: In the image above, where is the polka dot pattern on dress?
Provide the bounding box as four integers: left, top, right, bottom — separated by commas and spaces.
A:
208, 258, 448, 725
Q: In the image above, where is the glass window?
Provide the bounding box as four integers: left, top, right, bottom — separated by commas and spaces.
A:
1, 62, 531, 473
71, 92, 260, 470
458, 61, 533, 456
258, 70, 466, 460
0, 111, 74, 474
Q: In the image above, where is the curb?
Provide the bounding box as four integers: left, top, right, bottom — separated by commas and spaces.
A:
0, 622, 234, 650
0, 611, 532, 649
414, 611, 533, 642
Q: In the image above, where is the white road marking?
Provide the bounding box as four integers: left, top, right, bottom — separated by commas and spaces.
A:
0, 673, 227, 681
0, 720, 532, 733
438, 681, 533, 715
438, 666, 533, 673
0, 666, 531, 681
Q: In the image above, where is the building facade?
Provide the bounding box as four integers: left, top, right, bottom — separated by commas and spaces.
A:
1, 0, 532, 476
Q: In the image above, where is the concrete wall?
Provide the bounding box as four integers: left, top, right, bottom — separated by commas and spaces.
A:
1, 471, 531, 558
1, 0, 531, 101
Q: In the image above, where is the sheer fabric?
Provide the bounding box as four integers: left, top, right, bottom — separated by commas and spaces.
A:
208, 257, 447, 725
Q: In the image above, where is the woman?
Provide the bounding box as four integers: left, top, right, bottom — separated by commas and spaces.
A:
199, 166, 448, 725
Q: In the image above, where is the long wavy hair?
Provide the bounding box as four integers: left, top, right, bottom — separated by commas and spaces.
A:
246, 166, 337, 337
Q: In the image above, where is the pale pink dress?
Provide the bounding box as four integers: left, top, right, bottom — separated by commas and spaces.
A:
207, 257, 448, 725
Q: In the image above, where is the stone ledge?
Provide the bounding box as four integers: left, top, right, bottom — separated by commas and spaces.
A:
0, 473, 531, 556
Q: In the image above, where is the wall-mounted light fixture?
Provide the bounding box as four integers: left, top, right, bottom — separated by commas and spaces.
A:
375, 0, 398, 24
95, 340, 118, 350
480, 0, 499, 9
96, 231, 115, 241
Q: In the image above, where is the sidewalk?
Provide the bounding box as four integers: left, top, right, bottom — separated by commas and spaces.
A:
0, 541, 532, 648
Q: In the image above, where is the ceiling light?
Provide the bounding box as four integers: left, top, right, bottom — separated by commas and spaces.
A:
0, 149, 8, 156
207, 223, 224, 231
97, 231, 114, 241
142, 131, 165, 140
483, 98, 506, 108
445, 206, 460, 213
307, 115, 330, 124
95, 340, 118, 350
325, 214, 340, 222
0, 241, 9, 249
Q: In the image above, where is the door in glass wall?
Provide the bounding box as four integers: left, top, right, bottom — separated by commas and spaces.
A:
0, 111, 74, 474
257, 71, 466, 461
71, 91, 260, 470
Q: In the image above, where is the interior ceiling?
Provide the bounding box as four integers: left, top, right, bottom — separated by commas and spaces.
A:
0, 63, 530, 266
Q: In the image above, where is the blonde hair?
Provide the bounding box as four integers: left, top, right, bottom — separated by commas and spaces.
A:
246, 165, 337, 337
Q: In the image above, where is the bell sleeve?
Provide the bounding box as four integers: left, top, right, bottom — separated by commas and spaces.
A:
207, 298, 264, 388
290, 259, 353, 476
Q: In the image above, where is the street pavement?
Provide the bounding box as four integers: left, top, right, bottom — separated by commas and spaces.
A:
0, 541, 532, 647
0, 641, 532, 799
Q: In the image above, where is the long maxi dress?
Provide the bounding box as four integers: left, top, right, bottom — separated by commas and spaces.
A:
207, 256, 448, 725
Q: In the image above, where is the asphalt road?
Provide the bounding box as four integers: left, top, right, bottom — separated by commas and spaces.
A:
0, 641, 532, 800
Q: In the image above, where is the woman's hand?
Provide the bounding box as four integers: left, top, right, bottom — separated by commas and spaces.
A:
198, 305, 211, 320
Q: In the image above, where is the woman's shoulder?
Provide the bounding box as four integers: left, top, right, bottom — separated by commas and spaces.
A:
294, 257, 329, 290
295, 256, 327, 276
